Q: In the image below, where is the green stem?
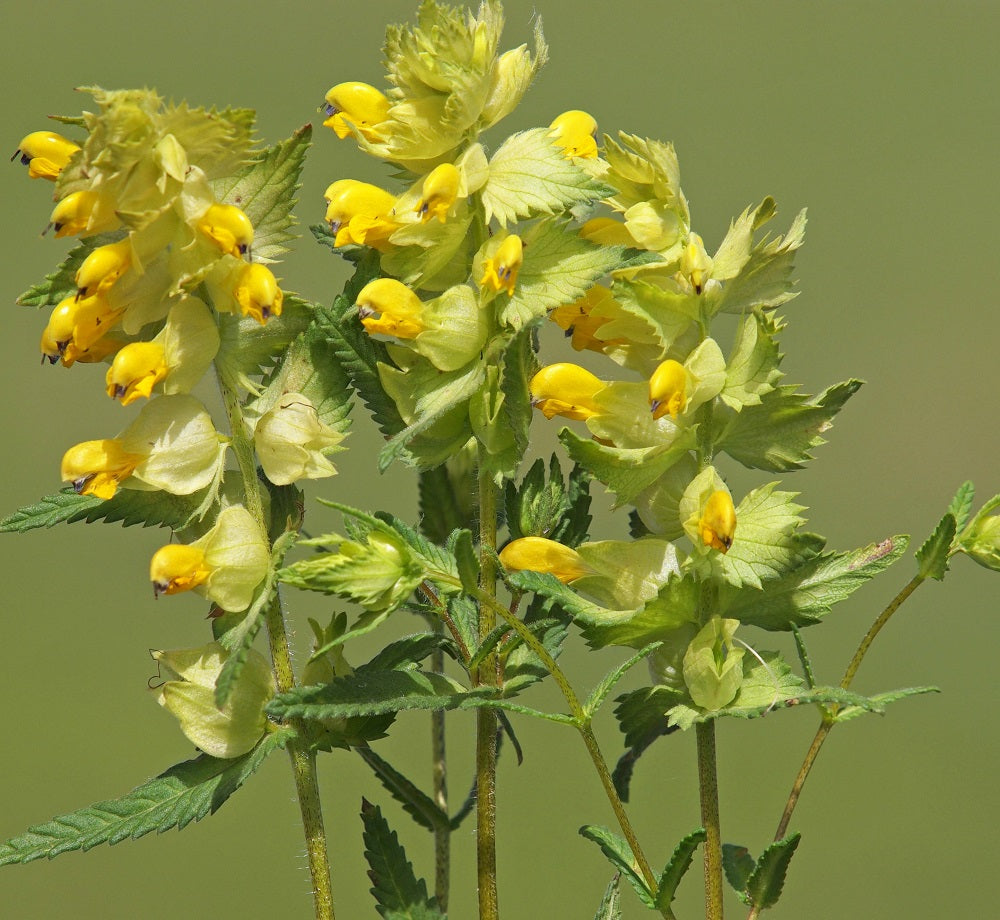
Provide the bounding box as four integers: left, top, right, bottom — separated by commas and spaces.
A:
476, 453, 500, 920
751, 572, 931, 920
217, 370, 335, 920
467, 584, 662, 907
696, 721, 724, 920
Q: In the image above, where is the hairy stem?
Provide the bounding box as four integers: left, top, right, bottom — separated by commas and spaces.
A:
697, 721, 724, 920
218, 370, 335, 920
476, 454, 500, 920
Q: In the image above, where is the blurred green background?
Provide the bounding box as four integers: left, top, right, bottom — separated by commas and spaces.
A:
2, 2, 998, 918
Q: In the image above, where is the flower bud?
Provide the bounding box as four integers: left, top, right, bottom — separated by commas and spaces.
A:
355, 278, 425, 339
958, 499, 1000, 572
699, 490, 737, 553
234, 263, 283, 324
479, 234, 523, 296
12, 131, 79, 180
499, 536, 589, 583
649, 359, 689, 420
106, 342, 169, 405
548, 110, 599, 159
197, 203, 254, 259
149, 506, 269, 612
323, 179, 399, 249
75, 239, 133, 299
61, 439, 145, 499
682, 618, 745, 711
529, 363, 606, 421
680, 232, 713, 294
323, 82, 391, 141
152, 642, 274, 759
415, 163, 461, 223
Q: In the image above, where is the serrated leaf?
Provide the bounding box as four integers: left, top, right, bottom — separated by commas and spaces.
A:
832, 685, 939, 722
359, 633, 456, 675
211, 125, 311, 262
579, 825, 655, 909
502, 605, 570, 695
499, 326, 535, 465
719, 380, 862, 472
719, 535, 909, 630
0, 730, 291, 865
720, 309, 784, 410
356, 748, 449, 833
452, 529, 480, 593
418, 466, 475, 543
482, 127, 614, 227
656, 828, 707, 914
722, 843, 756, 904
502, 220, 632, 330
948, 481, 975, 531
267, 670, 491, 722
593, 876, 623, 920
361, 799, 445, 920
0, 486, 205, 534
560, 426, 697, 508
556, 463, 594, 547
916, 510, 957, 581
747, 833, 801, 910
583, 643, 662, 719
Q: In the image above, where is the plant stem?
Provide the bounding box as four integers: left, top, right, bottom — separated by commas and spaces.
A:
217, 369, 335, 920
766, 572, 926, 855
429, 620, 451, 910
475, 453, 500, 920
696, 721, 724, 920
466, 584, 663, 909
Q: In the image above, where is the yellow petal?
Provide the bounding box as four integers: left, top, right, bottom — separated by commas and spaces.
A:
150, 544, 212, 597
415, 163, 461, 223
13, 131, 79, 180
699, 490, 737, 553
548, 110, 599, 159
499, 537, 589, 583
234, 263, 283, 324
106, 341, 169, 405
197, 203, 254, 259
529, 363, 605, 421
75, 238, 132, 299
479, 234, 523, 295
60, 439, 144, 499
356, 278, 425, 339
323, 82, 391, 141
649, 359, 689, 419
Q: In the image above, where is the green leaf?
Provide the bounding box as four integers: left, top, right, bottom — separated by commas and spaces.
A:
481, 127, 614, 227
746, 833, 801, 910
361, 799, 445, 920
719, 380, 862, 472
0, 486, 205, 534
498, 326, 536, 470
356, 747, 449, 833
719, 535, 909, 630
502, 220, 633, 330
215, 295, 314, 394
579, 825, 655, 909
719, 309, 784, 411
0, 730, 291, 864
267, 670, 491, 722
557, 463, 594, 547
593, 876, 623, 920
791, 625, 816, 689
722, 843, 755, 904
656, 828, 708, 914
452, 528, 480, 594
16, 233, 120, 307
502, 605, 570, 695
916, 509, 957, 581
560, 426, 698, 508
211, 124, 312, 262
359, 633, 456, 675
583, 643, 663, 720
948, 481, 975, 531
418, 466, 475, 543
832, 685, 939, 722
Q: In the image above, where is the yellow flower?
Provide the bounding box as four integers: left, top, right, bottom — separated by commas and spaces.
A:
323, 82, 391, 142
649, 359, 689, 420
149, 506, 270, 613
234, 263, 283, 324
106, 342, 169, 405
356, 278, 425, 339
578, 217, 638, 247
414, 163, 461, 223
48, 190, 117, 238
75, 238, 133, 299
699, 490, 737, 553
61, 440, 146, 500
479, 234, 524, 296
150, 544, 212, 596
499, 536, 589, 583
197, 203, 254, 259
529, 363, 606, 421
12, 131, 79, 180
40, 294, 123, 366
549, 286, 623, 353
323, 179, 400, 250
548, 110, 599, 159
